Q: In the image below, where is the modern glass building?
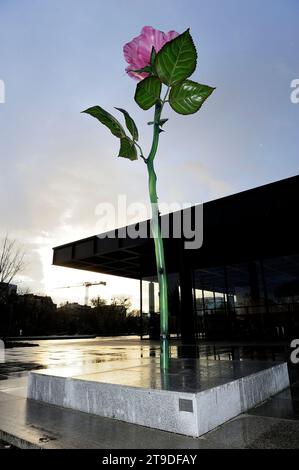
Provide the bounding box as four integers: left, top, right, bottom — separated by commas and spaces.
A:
53, 175, 299, 343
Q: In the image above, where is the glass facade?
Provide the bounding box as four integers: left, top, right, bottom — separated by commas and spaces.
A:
140, 254, 299, 341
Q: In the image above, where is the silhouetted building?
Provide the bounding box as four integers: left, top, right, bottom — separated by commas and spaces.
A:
58, 302, 92, 313
17, 294, 57, 310
0, 282, 17, 297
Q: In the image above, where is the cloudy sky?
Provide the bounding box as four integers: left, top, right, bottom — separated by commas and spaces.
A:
0, 0, 298, 308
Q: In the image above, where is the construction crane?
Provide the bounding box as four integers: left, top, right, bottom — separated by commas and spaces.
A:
54, 281, 107, 306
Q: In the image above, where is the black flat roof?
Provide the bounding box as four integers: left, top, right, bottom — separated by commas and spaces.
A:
53, 175, 299, 279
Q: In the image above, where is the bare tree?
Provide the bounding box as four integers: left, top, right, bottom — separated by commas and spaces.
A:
90, 296, 107, 308
0, 236, 25, 285
111, 296, 132, 313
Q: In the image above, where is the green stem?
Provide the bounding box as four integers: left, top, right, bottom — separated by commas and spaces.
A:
146, 102, 169, 369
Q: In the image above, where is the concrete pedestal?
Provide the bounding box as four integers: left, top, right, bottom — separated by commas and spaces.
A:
27, 358, 289, 437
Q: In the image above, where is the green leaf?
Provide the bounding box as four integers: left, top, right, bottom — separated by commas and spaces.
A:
82, 106, 126, 138
169, 80, 215, 115
134, 76, 162, 110
150, 47, 156, 66
118, 136, 138, 161
155, 29, 197, 86
130, 66, 152, 74
115, 108, 139, 141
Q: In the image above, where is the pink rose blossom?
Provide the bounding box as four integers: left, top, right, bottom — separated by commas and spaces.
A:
123, 26, 179, 81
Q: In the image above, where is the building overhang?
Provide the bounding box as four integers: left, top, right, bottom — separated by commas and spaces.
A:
53, 175, 299, 280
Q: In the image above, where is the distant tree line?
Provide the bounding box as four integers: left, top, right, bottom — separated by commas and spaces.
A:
0, 235, 143, 338
0, 292, 141, 337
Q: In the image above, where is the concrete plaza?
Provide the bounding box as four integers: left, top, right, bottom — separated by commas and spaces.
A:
0, 337, 299, 448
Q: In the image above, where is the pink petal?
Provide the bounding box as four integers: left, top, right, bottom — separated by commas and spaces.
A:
165, 30, 179, 42
123, 38, 140, 66
141, 26, 164, 52
123, 26, 180, 81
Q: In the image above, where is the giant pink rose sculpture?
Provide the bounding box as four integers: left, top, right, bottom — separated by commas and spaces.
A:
123, 26, 179, 80
83, 26, 215, 368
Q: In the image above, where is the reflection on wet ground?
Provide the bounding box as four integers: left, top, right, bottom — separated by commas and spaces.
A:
0, 336, 299, 448
0, 336, 294, 380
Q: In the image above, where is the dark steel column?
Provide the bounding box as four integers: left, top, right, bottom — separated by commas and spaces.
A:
139, 277, 143, 340
259, 259, 269, 315
179, 241, 196, 345
224, 265, 230, 316
248, 261, 261, 304
192, 269, 198, 339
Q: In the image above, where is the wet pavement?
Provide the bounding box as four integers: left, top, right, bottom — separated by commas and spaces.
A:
30, 356, 288, 393
0, 336, 299, 448
247, 381, 299, 421
0, 336, 292, 378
